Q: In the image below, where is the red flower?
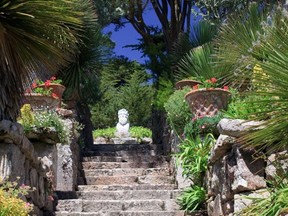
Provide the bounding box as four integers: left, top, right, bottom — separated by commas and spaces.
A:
52, 93, 59, 99
223, 86, 229, 91
31, 82, 37, 89
193, 84, 199, 90
211, 77, 217, 83
50, 76, 56, 81
45, 80, 51, 87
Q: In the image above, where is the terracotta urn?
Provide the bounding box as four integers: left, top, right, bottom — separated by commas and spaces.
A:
175, 79, 203, 90
185, 88, 231, 117
37, 83, 65, 99
24, 93, 60, 111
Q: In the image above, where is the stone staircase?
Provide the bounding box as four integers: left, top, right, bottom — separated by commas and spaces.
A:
55, 144, 184, 216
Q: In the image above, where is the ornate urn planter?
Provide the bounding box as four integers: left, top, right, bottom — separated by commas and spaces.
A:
185, 88, 231, 117
24, 93, 60, 111
37, 83, 65, 99
175, 79, 203, 90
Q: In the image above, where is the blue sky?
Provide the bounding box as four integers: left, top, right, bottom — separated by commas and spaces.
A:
103, 6, 160, 64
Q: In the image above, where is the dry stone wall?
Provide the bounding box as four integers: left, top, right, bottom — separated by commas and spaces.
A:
0, 117, 80, 216
207, 118, 288, 216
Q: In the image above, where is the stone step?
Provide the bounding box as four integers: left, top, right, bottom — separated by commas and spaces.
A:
83, 168, 171, 177
76, 190, 180, 200
56, 199, 179, 212
77, 184, 177, 191
87, 144, 157, 152
82, 155, 169, 163
56, 211, 185, 216
83, 150, 156, 157
84, 175, 175, 185
82, 161, 169, 169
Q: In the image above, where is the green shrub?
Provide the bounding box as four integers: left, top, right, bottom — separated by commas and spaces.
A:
130, 127, 152, 139
175, 134, 215, 186
184, 114, 223, 140
224, 91, 272, 120
164, 86, 192, 135
92, 127, 116, 139
177, 185, 206, 213
241, 180, 288, 216
93, 126, 152, 140
18, 106, 80, 144
0, 178, 33, 216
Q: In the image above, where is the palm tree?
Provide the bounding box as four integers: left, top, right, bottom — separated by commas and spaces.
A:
0, 0, 95, 121
211, 2, 288, 151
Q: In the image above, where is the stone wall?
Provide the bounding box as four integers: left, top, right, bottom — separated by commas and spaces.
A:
0, 117, 80, 215
207, 118, 288, 216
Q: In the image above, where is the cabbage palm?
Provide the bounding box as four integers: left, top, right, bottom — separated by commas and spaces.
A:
0, 0, 95, 121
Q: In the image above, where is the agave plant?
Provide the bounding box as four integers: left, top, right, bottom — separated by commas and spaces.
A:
0, 0, 96, 121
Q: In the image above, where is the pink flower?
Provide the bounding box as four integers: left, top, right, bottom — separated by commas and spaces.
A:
50, 76, 56, 81
31, 82, 37, 89
211, 77, 217, 83
201, 125, 206, 129
223, 86, 229, 91
52, 93, 59, 99
45, 80, 51, 87
193, 84, 199, 90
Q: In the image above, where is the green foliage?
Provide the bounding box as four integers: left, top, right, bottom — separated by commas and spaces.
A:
34, 111, 71, 144
175, 134, 216, 185
175, 134, 215, 213
154, 78, 174, 110
214, 3, 266, 89
176, 43, 216, 81
0, 0, 96, 121
18, 104, 34, 131
93, 126, 152, 139
91, 57, 154, 129
0, 178, 33, 216
235, 8, 288, 152
19, 107, 78, 144
224, 92, 272, 120
184, 114, 223, 140
130, 127, 152, 139
164, 87, 192, 135
195, 0, 251, 20
240, 180, 288, 216
93, 127, 116, 139
177, 185, 206, 213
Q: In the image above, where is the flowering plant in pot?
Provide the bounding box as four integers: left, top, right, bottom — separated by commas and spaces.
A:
24, 76, 65, 110
185, 77, 231, 117
34, 76, 65, 99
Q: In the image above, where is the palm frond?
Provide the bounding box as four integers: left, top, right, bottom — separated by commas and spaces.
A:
175, 43, 215, 81
0, 0, 96, 120
240, 8, 288, 152
215, 3, 267, 89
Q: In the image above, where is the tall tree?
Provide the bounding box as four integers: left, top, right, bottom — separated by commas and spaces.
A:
0, 0, 96, 121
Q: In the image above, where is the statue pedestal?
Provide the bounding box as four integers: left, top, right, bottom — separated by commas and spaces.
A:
111, 138, 138, 144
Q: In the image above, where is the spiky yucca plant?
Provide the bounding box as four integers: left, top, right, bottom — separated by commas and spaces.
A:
0, 0, 95, 121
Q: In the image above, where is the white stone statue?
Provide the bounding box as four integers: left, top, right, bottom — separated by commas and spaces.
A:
115, 109, 130, 138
